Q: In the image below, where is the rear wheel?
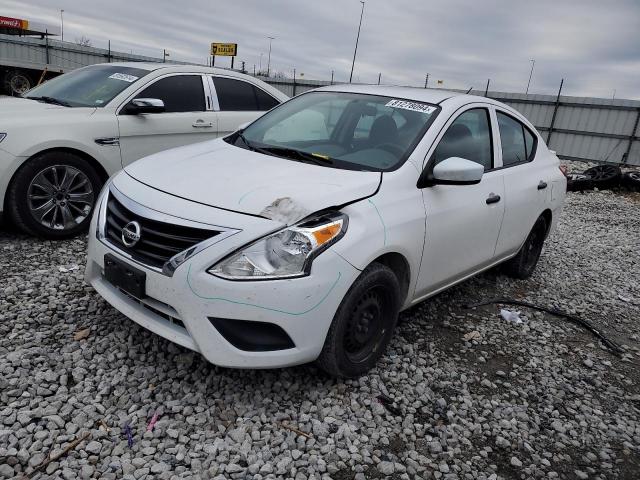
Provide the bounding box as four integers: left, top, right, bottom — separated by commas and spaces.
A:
7, 152, 102, 239
316, 263, 401, 378
503, 215, 548, 279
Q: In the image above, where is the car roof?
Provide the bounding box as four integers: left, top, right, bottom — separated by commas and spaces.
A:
87, 62, 253, 77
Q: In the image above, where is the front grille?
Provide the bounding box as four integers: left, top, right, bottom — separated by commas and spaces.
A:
105, 193, 220, 269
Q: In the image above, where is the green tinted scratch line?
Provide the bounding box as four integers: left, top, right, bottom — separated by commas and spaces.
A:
186, 264, 341, 315
368, 199, 387, 246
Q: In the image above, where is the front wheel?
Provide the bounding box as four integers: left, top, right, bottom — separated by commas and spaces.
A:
503, 215, 548, 279
7, 151, 102, 239
316, 263, 401, 378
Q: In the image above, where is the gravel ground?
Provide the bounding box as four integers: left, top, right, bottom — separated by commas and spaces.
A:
1, 187, 639, 480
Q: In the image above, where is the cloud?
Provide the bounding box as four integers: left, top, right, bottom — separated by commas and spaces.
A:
2, 0, 638, 98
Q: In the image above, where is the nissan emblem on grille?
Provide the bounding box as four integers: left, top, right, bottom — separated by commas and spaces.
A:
121, 221, 141, 247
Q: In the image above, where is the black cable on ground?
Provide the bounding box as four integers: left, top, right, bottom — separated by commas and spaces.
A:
464, 298, 625, 357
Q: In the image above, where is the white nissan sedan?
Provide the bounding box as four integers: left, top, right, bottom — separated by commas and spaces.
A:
85, 85, 566, 377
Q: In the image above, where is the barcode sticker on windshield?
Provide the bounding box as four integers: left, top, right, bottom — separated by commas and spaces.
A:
385, 99, 436, 114
109, 73, 139, 83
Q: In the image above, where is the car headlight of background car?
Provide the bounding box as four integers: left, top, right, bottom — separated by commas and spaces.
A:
209, 212, 348, 280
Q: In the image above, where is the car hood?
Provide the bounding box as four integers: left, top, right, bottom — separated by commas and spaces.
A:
0, 96, 67, 113
0, 97, 96, 125
124, 139, 381, 224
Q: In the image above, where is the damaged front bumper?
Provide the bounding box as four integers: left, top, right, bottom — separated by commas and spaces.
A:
85, 177, 361, 369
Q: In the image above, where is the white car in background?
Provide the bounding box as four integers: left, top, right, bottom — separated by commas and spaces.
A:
0, 63, 287, 238
85, 85, 566, 377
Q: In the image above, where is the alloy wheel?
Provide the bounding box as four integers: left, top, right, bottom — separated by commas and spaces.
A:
27, 165, 95, 231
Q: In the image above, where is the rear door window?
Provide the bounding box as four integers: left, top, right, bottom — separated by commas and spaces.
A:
497, 112, 536, 166
213, 77, 280, 111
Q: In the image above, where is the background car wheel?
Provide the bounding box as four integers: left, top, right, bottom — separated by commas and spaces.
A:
5, 70, 32, 96
503, 215, 548, 280
7, 151, 102, 239
316, 262, 401, 378
566, 173, 593, 192
622, 171, 640, 191
583, 164, 622, 189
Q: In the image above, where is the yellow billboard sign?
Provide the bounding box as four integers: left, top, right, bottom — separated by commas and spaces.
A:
210, 43, 237, 56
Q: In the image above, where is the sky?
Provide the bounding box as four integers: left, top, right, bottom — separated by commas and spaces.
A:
4, 0, 639, 99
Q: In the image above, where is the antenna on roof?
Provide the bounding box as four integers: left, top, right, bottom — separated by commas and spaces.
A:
466, 87, 473, 94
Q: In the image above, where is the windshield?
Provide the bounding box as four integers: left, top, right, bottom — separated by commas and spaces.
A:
24, 65, 150, 108
229, 91, 440, 171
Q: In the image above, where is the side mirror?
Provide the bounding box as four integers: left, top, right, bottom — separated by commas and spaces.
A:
125, 98, 165, 114
431, 157, 484, 185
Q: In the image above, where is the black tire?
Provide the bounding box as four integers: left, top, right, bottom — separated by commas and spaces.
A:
316, 263, 401, 378
566, 173, 593, 192
7, 151, 102, 239
503, 215, 548, 280
583, 164, 622, 189
622, 171, 640, 191
5, 70, 32, 96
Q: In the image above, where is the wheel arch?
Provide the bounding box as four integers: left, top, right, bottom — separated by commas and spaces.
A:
369, 252, 411, 305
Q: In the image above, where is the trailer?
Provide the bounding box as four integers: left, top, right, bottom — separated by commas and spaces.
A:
0, 33, 181, 95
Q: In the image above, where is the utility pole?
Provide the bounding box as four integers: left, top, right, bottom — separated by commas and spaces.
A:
163, 49, 169, 63
331, 70, 334, 85
526, 59, 535, 95
484, 78, 490, 97
349, 1, 365, 83
424, 73, 429, 88
377, 73, 381, 85
60, 10, 64, 42
266, 36, 275, 77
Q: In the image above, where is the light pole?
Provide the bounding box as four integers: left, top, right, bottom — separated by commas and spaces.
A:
259, 52, 263, 73
60, 9, 64, 41
266, 36, 275, 77
526, 59, 535, 95
349, 1, 365, 83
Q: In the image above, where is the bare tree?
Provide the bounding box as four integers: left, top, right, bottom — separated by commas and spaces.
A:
75, 36, 92, 47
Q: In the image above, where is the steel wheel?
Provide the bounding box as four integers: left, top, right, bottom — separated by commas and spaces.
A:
27, 165, 95, 230
343, 289, 388, 363
522, 221, 545, 273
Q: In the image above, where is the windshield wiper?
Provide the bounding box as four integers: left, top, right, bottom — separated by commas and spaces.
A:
234, 131, 335, 166
27, 96, 71, 107
257, 146, 335, 166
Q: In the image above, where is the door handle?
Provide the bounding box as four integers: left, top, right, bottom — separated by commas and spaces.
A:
537, 181, 548, 190
486, 193, 501, 204
192, 121, 213, 128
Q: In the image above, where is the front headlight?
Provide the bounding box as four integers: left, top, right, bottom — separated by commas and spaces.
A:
209, 212, 348, 280
0, 133, 6, 143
